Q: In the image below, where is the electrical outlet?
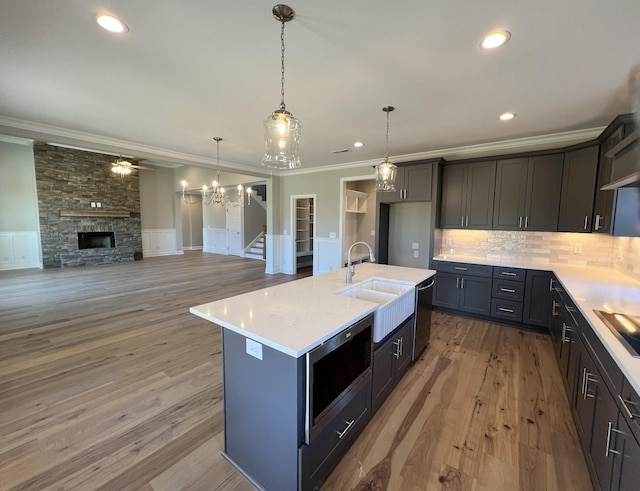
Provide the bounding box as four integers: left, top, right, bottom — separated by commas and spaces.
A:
370, 230, 375, 236
246, 339, 263, 360
91, 202, 96, 208
445, 238, 452, 246
574, 244, 582, 254
412, 242, 419, 250
413, 250, 419, 258
283, 229, 288, 235
96, 202, 102, 208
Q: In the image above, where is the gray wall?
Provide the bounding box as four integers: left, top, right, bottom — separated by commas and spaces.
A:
244, 201, 266, 247
0, 140, 39, 232
279, 167, 376, 237
181, 198, 203, 248
139, 167, 177, 229
388, 201, 432, 268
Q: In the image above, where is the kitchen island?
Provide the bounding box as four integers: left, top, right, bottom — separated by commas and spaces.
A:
190, 263, 435, 491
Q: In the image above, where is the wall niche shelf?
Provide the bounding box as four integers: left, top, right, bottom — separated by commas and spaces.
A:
59, 210, 131, 218
345, 190, 369, 214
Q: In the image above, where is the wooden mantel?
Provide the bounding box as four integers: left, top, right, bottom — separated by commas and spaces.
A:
59, 210, 131, 218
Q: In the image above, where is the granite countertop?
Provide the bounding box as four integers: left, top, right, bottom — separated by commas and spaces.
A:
190, 263, 435, 358
434, 254, 640, 394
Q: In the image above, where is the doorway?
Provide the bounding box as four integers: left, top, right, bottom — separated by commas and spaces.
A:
341, 177, 376, 266
291, 195, 315, 274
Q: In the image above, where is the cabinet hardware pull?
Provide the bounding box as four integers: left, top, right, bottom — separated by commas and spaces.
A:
417, 280, 435, 290
461, 216, 464, 227
501, 272, 517, 276
525, 216, 529, 228
605, 422, 620, 457
456, 277, 460, 289
549, 278, 554, 292
584, 216, 589, 230
519, 216, 522, 228
465, 216, 469, 227
581, 368, 587, 397
618, 395, 638, 419
499, 307, 514, 313
501, 288, 516, 293
393, 340, 401, 358
565, 304, 576, 313
460, 278, 464, 289
399, 337, 403, 357
454, 267, 468, 271
561, 323, 573, 343
337, 419, 355, 439
552, 301, 558, 317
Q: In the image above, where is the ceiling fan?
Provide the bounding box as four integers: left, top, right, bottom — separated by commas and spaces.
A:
111, 156, 153, 175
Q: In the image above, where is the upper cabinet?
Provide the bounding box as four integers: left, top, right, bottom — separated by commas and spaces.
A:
440, 161, 495, 229
493, 155, 564, 232
379, 161, 433, 203
558, 145, 599, 233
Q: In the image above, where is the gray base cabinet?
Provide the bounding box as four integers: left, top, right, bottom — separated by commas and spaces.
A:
372, 315, 414, 413
433, 262, 492, 316
549, 274, 640, 491
523, 270, 553, 328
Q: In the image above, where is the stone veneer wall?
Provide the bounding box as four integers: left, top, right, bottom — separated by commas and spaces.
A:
34, 144, 142, 268
438, 229, 640, 281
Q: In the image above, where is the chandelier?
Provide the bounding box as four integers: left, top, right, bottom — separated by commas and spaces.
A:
375, 106, 397, 192
111, 157, 133, 176
262, 4, 302, 169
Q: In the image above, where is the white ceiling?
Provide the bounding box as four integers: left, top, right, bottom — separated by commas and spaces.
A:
1, 0, 639, 176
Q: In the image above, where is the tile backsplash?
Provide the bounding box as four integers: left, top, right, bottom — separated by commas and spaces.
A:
437, 229, 640, 281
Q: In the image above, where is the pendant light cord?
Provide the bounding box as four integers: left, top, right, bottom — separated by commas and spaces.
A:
384, 109, 390, 161
280, 20, 286, 111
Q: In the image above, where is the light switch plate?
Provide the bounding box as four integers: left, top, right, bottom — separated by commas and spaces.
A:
329, 232, 336, 239
246, 339, 263, 360
412, 242, 419, 249
370, 230, 375, 236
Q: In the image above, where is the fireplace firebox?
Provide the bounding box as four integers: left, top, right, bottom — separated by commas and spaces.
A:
78, 232, 116, 249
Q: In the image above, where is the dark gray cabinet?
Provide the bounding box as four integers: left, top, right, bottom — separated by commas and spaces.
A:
440, 161, 496, 229
382, 162, 432, 202
493, 155, 564, 231
490, 267, 525, 323
611, 412, 640, 490
523, 270, 552, 328
372, 316, 414, 413
433, 262, 492, 316
558, 145, 599, 232
593, 125, 624, 234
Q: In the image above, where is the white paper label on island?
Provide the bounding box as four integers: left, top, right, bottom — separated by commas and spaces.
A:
246, 338, 263, 360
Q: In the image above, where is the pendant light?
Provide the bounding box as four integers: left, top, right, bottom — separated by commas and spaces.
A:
375, 106, 397, 192
262, 4, 302, 170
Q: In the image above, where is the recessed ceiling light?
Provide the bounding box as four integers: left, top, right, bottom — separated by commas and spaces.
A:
499, 112, 516, 121
481, 30, 511, 49
354, 142, 364, 148
97, 14, 129, 33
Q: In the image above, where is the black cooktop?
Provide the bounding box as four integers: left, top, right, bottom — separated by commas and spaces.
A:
594, 310, 640, 358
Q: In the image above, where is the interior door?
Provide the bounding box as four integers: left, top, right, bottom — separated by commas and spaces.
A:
226, 204, 243, 256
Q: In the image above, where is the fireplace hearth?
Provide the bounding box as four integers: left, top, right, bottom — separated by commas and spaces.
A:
78, 232, 116, 249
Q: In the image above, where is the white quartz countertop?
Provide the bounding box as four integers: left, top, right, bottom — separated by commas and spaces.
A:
434, 254, 640, 394
190, 263, 435, 358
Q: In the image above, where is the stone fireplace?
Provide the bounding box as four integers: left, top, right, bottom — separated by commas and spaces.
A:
34, 144, 142, 268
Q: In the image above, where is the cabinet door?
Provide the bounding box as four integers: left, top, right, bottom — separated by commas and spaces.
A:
458, 275, 492, 316
574, 344, 600, 458
593, 126, 624, 234
523, 154, 563, 231
493, 158, 528, 230
612, 415, 640, 491
549, 290, 564, 357
558, 146, 599, 232
395, 318, 414, 379
381, 167, 405, 202
433, 272, 460, 309
523, 270, 552, 328
440, 164, 467, 228
404, 164, 432, 201
465, 161, 496, 230
589, 383, 618, 491
372, 337, 396, 413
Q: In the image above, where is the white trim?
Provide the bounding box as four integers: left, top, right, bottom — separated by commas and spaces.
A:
339, 175, 375, 268
314, 237, 341, 274
0, 232, 41, 270
0, 134, 33, 145
141, 229, 179, 257
265, 234, 287, 274
203, 227, 228, 254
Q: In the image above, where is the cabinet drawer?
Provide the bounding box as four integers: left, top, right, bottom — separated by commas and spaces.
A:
493, 266, 526, 282
492, 279, 525, 301
491, 298, 523, 322
435, 261, 493, 277
299, 383, 371, 491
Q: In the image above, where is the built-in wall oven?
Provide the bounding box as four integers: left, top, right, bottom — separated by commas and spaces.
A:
305, 313, 373, 443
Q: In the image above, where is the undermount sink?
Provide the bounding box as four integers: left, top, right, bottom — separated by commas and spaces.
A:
336, 278, 416, 343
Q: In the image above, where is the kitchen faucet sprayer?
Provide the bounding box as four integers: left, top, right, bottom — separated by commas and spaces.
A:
346, 241, 375, 283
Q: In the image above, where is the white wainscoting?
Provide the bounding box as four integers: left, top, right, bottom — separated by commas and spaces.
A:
0, 231, 41, 270
203, 228, 228, 254
141, 229, 179, 257
314, 237, 341, 275
266, 234, 286, 274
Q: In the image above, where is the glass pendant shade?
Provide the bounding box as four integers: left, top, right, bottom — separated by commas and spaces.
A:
262, 109, 302, 169
375, 160, 397, 191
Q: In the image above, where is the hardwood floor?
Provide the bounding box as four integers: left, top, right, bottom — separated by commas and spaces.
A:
0, 253, 591, 490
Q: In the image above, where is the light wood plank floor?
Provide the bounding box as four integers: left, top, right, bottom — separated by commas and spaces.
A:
0, 253, 591, 490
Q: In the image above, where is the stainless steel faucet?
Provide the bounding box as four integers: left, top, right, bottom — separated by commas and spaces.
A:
346, 241, 376, 283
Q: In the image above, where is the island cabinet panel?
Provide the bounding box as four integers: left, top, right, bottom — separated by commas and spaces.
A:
440, 161, 496, 229
222, 329, 304, 491
372, 315, 414, 414
493, 155, 563, 231
558, 145, 599, 232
